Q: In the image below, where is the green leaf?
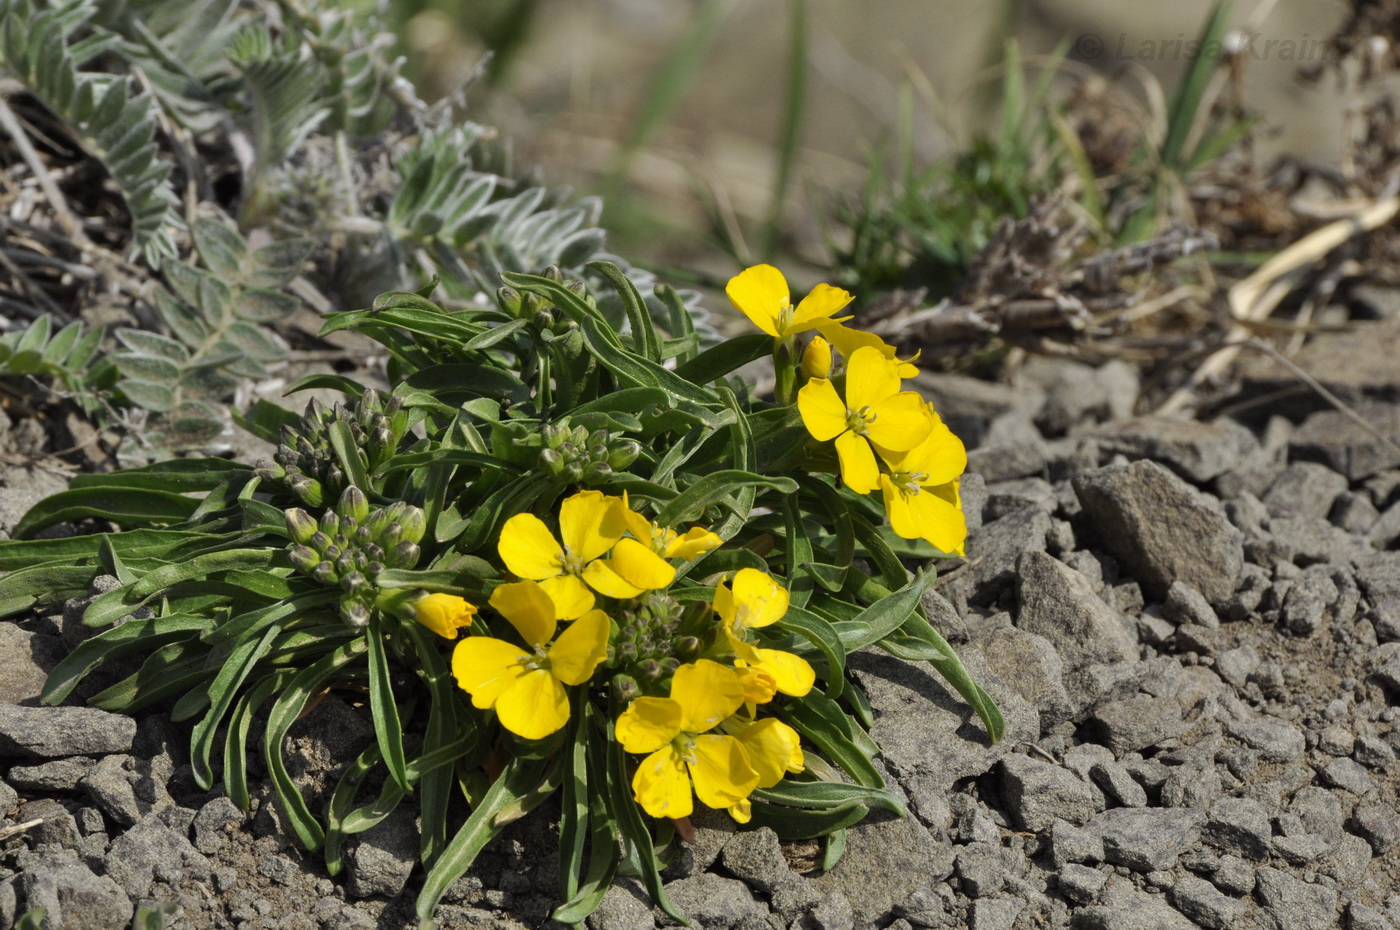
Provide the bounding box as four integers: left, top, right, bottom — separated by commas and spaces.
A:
88, 639, 214, 713
13, 488, 202, 538
775, 605, 846, 697
415, 756, 550, 924
189, 621, 281, 788
829, 569, 935, 653
367, 617, 410, 792
192, 218, 247, 279
674, 332, 771, 384
654, 471, 797, 527
753, 779, 905, 816
41, 614, 212, 706
327, 420, 370, 491
746, 799, 869, 839
69, 459, 251, 493
113, 352, 180, 383
588, 260, 662, 362
116, 328, 190, 362
232, 399, 302, 444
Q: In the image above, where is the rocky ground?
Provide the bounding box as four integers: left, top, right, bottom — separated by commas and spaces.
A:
6, 318, 1400, 930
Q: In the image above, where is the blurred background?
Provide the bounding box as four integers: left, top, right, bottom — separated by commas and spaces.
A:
380, 0, 1366, 279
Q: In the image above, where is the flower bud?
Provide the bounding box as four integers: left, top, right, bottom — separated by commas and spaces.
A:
611, 674, 640, 702
390, 540, 421, 569
801, 336, 833, 380
365, 561, 385, 578
309, 531, 332, 554
675, 636, 701, 658
413, 592, 476, 639
397, 506, 427, 545
582, 462, 613, 484
340, 599, 371, 629
538, 448, 566, 476
541, 423, 568, 449
322, 544, 342, 562
563, 460, 584, 482
335, 553, 357, 576
288, 545, 320, 573
638, 659, 662, 681
313, 562, 338, 585
290, 476, 324, 507
543, 264, 562, 282
608, 440, 641, 470
340, 571, 368, 595
285, 509, 318, 545
497, 286, 523, 314
339, 487, 370, 525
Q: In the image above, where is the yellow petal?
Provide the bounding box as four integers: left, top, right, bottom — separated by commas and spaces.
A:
739, 718, 805, 788
497, 514, 563, 580
730, 568, 789, 630
728, 798, 753, 824
488, 579, 557, 647
844, 346, 902, 410
864, 392, 933, 452
607, 537, 676, 590
665, 527, 722, 561
735, 667, 778, 705
725, 264, 789, 338
835, 430, 880, 495
581, 559, 645, 600
670, 659, 746, 734
908, 483, 968, 556
726, 629, 763, 666
712, 581, 736, 626
753, 648, 815, 697
548, 609, 610, 685
632, 746, 694, 819
797, 379, 848, 442
619, 495, 655, 546
413, 593, 476, 640
880, 474, 921, 542
788, 283, 854, 332
539, 574, 595, 620
451, 637, 529, 710
688, 734, 759, 810
801, 336, 832, 380
615, 697, 683, 754
495, 669, 569, 740
559, 490, 627, 563
884, 414, 966, 484
815, 322, 891, 360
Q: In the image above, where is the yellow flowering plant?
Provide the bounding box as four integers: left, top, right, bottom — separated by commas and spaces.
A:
3, 264, 1000, 928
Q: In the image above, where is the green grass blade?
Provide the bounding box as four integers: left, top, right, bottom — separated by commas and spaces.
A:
762, 0, 808, 259
1160, 0, 1233, 170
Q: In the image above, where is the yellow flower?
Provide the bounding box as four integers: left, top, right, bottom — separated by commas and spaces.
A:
615, 659, 760, 819
813, 323, 920, 378
713, 569, 814, 697
413, 593, 477, 640
726, 265, 854, 339
723, 715, 805, 823
797, 346, 933, 494
497, 490, 676, 619
801, 336, 832, 380
876, 415, 968, 556
450, 580, 609, 740
619, 492, 723, 561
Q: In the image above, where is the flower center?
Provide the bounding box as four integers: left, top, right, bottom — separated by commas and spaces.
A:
892, 470, 927, 495
775, 299, 794, 333
558, 546, 587, 576
673, 733, 698, 766
846, 404, 876, 435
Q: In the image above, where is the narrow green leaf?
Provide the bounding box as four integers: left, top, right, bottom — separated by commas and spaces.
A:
367, 618, 410, 792
673, 333, 771, 384
654, 470, 796, 527
14, 487, 201, 538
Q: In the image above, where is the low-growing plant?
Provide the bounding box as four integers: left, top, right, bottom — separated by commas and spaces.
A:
0, 262, 999, 927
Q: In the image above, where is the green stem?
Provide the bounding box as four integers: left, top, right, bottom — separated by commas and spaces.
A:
774, 337, 797, 405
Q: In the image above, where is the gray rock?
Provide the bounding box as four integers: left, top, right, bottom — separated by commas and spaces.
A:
1170, 874, 1246, 930
1373, 649, 1400, 694
1290, 403, 1400, 480
1014, 552, 1137, 672
1091, 416, 1255, 483
1202, 796, 1272, 860
1087, 695, 1187, 755
1271, 833, 1332, 864
1161, 581, 1219, 630
0, 623, 66, 706
799, 891, 856, 930
1289, 786, 1344, 845
18, 798, 81, 850
1017, 357, 1107, 435
1086, 807, 1205, 871
967, 413, 1048, 483
1254, 867, 1339, 930
968, 897, 1024, 930
955, 842, 1011, 898
0, 777, 17, 816
0, 467, 69, 538
1280, 569, 1340, 636
103, 813, 212, 900
810, 812, 951, 930
984, 478, 1056, 521
1350, 801, 1400, 855
977, 628, 1073, 728
6, 757, 96, 792
1331, 491, 1381, 534
849, 649, 1036, 799
1321, 757, 1375, 795
913, 371, 1044, 423
1318, 724, 1356, 756
1089, 760, 1148, 808
1073, 460, 1244, 605
1209, 855, 1256, 896
346, 807, 417, 899
1214, 645, 1260, 688
662, 873, 766, 928
1322, 833, 1372, 885
1346, 902, 1393, 930
1161, 765, 1221, 809
770, 875, 824, 924
947, 506, 1052, 604
998, 754, 1096, 832
1355, 733, 1398, 767
16, 852, 132, 930
192, 796, 244, 854
79, 754, 173, 827
1070, 883, 1198, 930
1225, 715, 1305, 763
1057, 863, 1106, 905
960, 472, 988, 533
1049, 818, 1104, 867
719, 827, 788, 895
589, 877, 656, 930
664, 807, 735, 879
0, 706, 136, 758
0, 880, 14, 930
1262, 461, 1350, 520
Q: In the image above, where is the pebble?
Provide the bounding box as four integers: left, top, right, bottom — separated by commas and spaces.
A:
1087, 807, 1204, 871
1170, 873, 1246, 930
1202, 796, 1273, 861
1056, 864, 1105, 905
1254, 867, 1340, 930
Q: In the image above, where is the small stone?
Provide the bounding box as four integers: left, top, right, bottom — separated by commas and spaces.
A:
998, 754, 1096, 832
1350, 801, 1400, 855
953, 506, 1053, 604
955, 843, 1010, 898
1281, 570, 1340, 636
1226, 716, 1306, 763
1089, 760, 1148, 808
1289, 787, 1344, 845
1271, 833, 1332, 864
1073, 884, 1199, 930
1254, 867, 1339, 930
1373, 650, 1400, 693
1210, 855, 1256, 896
1091, 416, 1255, 483
1056, 864, 1105, 905
661, 873, 766, 928
1318, 725, 1356, 756
1331, 491, 1381, 534
1087, 807, 1204, 871
6, 757, 96, 792
1161, 765, 1221, 809
663, 807, 735, 879
968, 896, 1024, 930
1214, 646, 1260, 688
1290, 403, 1400, 480
0, 623, 65, 705
978, 628, 1074, 728
16, 852, 133, 929
801, 891, 856, 930
1202, 797, 1273, 860
1322, 833, 1373, 885
18, 798, 81, 850
1171, 873, 1246, 929
1088, 695, 1187, 754
1346, 901, 1393, 930
258, 854, 298, 886
1073, 460, 1245, 606
984, 478, 1057, 522
192, 796, 244, 854
1321, 757, 1375, 795
80, 754, 172, 827
718, 826, 788, 894
103, 813, 212, 900
589, 877, 657, 930
1262, 462, 1350, 521
1355, 734, 1397, 767
1049, 818, 1103, 867
1161, 581, 1220, 630
0, 705, 137, 758
346, 807, 417, 899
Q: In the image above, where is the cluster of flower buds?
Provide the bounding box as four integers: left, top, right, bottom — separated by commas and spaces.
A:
257, 391, 408, 507
537, 420, 642, 485
608, 592, 702, 699
496, 265, 585, 345
286, 486, 426, 628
